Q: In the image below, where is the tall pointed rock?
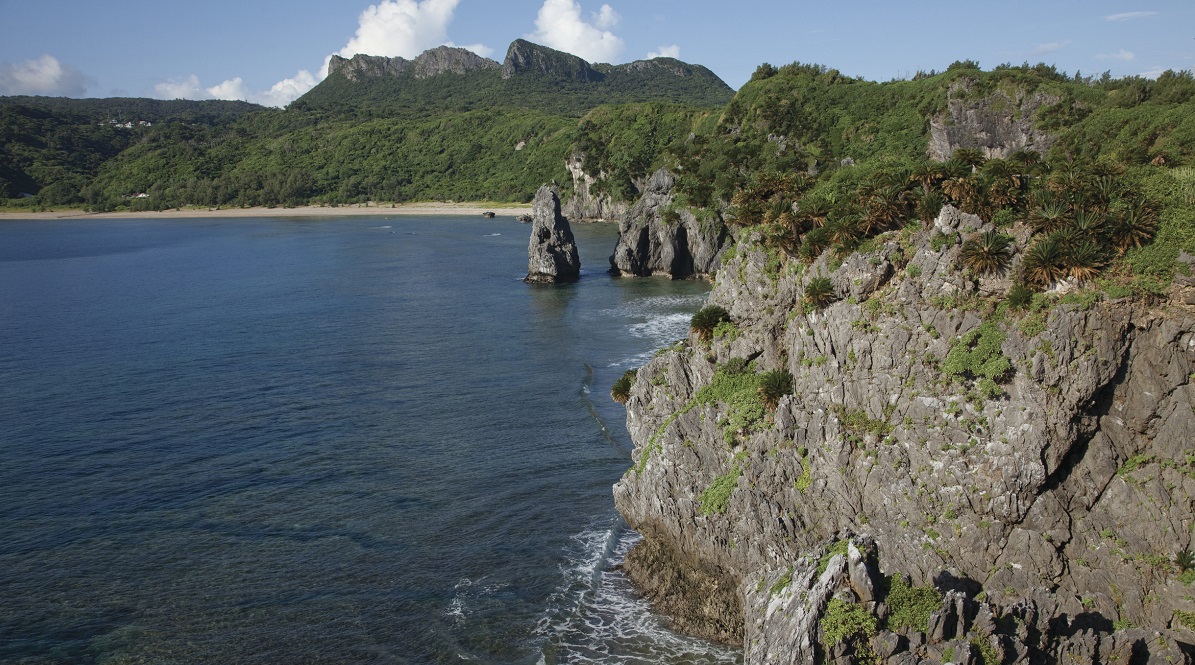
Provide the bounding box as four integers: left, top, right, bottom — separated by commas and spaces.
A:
525, 186, 581, 284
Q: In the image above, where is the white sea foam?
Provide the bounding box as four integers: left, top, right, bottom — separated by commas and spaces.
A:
532, 521, 740, 664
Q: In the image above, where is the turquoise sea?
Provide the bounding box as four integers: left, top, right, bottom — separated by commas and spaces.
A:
0, 215, 742, 664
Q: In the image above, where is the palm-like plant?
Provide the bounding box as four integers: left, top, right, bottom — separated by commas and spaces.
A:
1110, 202, 1158, 254
690, 305, 731, 341
757, 369, 794, 412
1021, 238, 1067, 287
804, 276, 836, 309
1028, 193, 1070, 234
1062, 240, 1108, 282
611, 369, 636, 405
1007, 282, 1035, 311
958, 231, 1013, 275
917, 191, 944, 225
863, 185, 908, 234
797, 196, 832, 229
1070, 209, 1107, 236
798, 227, 832, 263
1176, 549, 1195, 574
826, 216, 864, 249
952, 148, 988, 170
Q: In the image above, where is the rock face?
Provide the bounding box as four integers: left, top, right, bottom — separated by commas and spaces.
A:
525, 186, 580, 283
928, 79, 1059, 161
502, 39, 602, 81
327, 47, 500, 82
561, 154, 632, 222
609, 169, 729, 279
613, 221, 1195, 661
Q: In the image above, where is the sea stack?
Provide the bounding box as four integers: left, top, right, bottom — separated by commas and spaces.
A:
525, 185, 580, 284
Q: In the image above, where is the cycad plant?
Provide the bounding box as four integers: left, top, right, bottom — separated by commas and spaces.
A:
757, 370, 795, 412
1062, 240, 1108, 282
958, 231, 1013, 276
690, 305, 731, 341
1110, 202, 1158, 254
1021, 238, 1067, 287
804, 276, 836, 310
798, 227, 831, 263
1028, 193, 1070, 234
611, 369, 636, 404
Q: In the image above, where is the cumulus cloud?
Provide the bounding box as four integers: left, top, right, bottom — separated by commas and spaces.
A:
1105, 11, 1159, 22
155, 0, 485, 107
154, 74, 206, 100
338, 0, 464, 59
0, 54, 88, 96
1096, 49, 1135, 61
647, 45, 681, 59
528, 0, 625, 63
1033, 40, 1071, 55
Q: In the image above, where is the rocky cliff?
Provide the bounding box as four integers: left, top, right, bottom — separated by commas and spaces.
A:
561, 154, 633, 221
928, 79, 1059, 161
609, 169, 730, 279
327, 47, 500, 82
525, 185, 580, 283
613, 211, 1195, 662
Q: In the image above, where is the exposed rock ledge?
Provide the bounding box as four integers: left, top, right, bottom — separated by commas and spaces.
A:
614, 216, 1195, 662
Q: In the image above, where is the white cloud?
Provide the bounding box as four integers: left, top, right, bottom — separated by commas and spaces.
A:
1033, 40, 1071, 55
154, 74, 206, 100
1105, 11, 1159, 22
647, 45, 681, 60
154, 0, 482, 108
1138, 66, 1169, 79
1095, 49, 1135, 61
528, 0, 625, 63
339, 0, 463, 59
0, 54, 88, 96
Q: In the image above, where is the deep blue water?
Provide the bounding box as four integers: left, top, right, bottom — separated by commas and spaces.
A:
0, 216, 741, 664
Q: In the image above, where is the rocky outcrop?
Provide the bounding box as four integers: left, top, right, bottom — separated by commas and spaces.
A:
613, 218, 1195, 661
327, 47, 500, 82
609, 169, 729, 279
928, 79, 1059, 161
561, 154, 633, 221
502, 39, 602, 81
525, 185, 580, 283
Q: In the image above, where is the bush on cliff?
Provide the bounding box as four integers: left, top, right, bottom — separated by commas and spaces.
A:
611, 369, 636, 404
690, 305, 732, 342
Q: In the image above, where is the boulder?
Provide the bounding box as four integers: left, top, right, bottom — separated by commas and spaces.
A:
525, 186, 580, 283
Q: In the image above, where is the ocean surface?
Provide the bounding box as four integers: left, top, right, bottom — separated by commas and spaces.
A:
0, 215, 742, 664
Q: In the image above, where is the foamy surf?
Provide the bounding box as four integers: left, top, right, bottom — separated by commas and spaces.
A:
533, 522, 741, 664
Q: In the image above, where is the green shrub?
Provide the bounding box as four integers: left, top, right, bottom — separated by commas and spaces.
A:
930, 231, 959, 252
944, 322, 1012, 383
821, 598, 877, 656
698, 466, 742, 515
884, 575, 943, 633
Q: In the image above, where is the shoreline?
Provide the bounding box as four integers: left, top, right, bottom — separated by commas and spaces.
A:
0, 202, 533, 221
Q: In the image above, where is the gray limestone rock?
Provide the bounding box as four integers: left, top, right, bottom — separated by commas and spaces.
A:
613, 219, 1195, 662
608, 168, 729, 279
927, 79, 1058, 161
524, 186, 580, 283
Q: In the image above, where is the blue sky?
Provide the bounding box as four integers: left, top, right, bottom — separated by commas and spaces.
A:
1, 0, 1192, 106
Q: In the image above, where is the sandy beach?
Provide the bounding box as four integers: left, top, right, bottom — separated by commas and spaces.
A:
0, 202, 533, 221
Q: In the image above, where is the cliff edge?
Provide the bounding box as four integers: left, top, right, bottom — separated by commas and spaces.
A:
614, 212, 1195, 662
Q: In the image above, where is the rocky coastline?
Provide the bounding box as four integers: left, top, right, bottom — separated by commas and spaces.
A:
612, 209, 1195, 663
